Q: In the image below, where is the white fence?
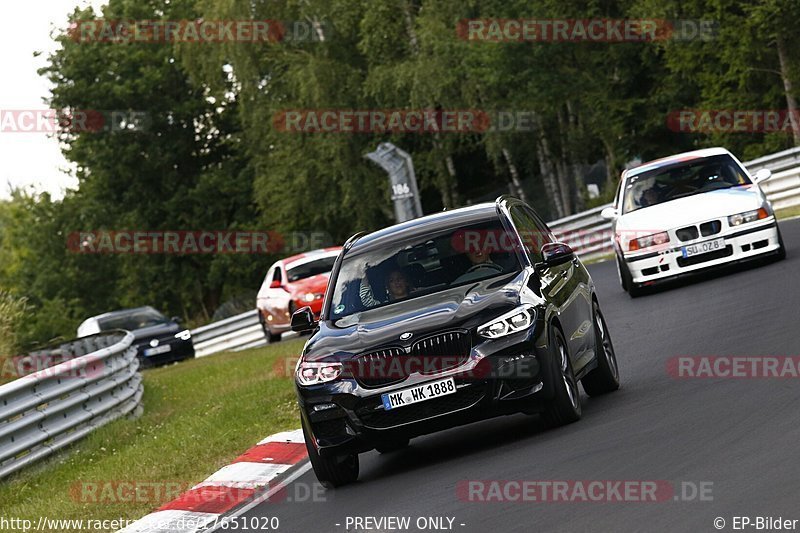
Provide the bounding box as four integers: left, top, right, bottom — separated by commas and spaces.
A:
191, 310, 270, 358
0, 331, 141, 479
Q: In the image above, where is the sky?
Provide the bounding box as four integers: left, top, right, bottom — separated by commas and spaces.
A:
0, 0, 106, 200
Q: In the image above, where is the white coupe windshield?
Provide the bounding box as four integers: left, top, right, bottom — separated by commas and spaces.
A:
623, 155, 751, 214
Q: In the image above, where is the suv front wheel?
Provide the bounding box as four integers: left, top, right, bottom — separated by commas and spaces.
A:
543, 326, 582, 427
302, 418, 359, 488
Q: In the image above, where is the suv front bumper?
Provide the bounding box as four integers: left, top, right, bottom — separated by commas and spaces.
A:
297, 324, 554, 457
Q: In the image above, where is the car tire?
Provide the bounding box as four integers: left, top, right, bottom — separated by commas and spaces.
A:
582, 301, 621, 396
375, 438, 410, 454
543, 326, 582, 427
266, 329, 282, 344
615, 254, 630, 291
775, 225, 787, 261
617, 254, 643, 297
302, 418, 359, 488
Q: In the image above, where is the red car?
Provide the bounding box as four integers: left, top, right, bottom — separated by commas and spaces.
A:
257, 247, 342, 342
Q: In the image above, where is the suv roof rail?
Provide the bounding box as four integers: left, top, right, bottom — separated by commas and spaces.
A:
343, 231, 367, 251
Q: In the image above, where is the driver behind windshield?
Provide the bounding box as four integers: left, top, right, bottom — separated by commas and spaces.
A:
639, 186, 661, 208
453, 248, 503, 284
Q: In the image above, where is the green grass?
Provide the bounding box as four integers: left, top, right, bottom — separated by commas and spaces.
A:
0, 338, 305, 531
776, 205, 800, 220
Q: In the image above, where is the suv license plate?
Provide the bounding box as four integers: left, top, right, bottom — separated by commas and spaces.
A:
381, 377, 456, 411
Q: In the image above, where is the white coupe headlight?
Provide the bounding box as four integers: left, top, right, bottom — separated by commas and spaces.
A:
296, 361, 342, 385
728, 207, 768, 226
174, 329, 191, 341
478, 305, 536, 339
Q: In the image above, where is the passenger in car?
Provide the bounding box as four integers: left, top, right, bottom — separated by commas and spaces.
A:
386, 269, 412, 302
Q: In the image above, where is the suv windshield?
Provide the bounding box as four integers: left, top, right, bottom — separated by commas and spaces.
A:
286, 256, 337, 282
99, 309, 168, 331
622, 154, 751, 214
329, 220, 521, 320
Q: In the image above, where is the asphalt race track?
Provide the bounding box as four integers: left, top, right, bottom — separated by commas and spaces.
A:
242, 218, 800, 533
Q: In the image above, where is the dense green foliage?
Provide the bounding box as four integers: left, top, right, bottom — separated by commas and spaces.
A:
1, 0, 797, 347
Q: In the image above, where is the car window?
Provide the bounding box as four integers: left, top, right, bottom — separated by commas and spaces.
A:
510, 206, 552, 263
329, 220, 521, 320
272, 266, 282, 283
622, 154, 751, 214
98, 309, 168, 331
286, 256, 337, 282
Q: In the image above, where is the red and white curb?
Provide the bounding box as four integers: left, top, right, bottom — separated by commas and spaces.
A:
118, 429, 308, 533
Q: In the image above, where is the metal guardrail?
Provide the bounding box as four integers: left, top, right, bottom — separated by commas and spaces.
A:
548, 147, 800, 260
191, 310, 270, 358
0, 331, 142, 480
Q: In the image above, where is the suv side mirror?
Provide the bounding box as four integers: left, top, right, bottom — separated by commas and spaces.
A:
600, 207, 618, 220
536, 242, 576, 270
754, 168, 772, 183
291, 306, 317, 333
171, 316, 182, 324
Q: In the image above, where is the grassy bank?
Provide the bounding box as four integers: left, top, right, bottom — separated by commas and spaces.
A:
776, 205, 800, 220
0, 338, 305, 531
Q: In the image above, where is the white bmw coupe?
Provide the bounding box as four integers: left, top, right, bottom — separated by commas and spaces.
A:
602, 148, 786, 297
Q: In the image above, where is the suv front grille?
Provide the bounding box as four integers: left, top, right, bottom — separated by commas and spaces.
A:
411, 331, 471, 374
352, 347, 407, 388
352, 331, 472, 389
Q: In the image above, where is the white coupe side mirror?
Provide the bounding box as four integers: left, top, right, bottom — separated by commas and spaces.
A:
600, 207, 618, 220
754, 168, 772, 183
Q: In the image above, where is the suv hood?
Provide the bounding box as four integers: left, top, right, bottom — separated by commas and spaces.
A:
302, 271, 529, 362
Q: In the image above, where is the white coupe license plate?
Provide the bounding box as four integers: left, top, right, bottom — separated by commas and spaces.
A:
381, 377, 456, 411
681, 238, 725, 258
144, 344, 171, 356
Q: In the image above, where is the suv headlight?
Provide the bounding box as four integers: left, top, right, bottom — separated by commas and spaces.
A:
174, 329, 191, 341
629, 231, 669, 252
728, 207, 768, 226
478, 305, 537, 339
296, 361, 342, 385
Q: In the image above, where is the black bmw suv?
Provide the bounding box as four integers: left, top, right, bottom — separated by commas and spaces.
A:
290, 197, 620, 487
